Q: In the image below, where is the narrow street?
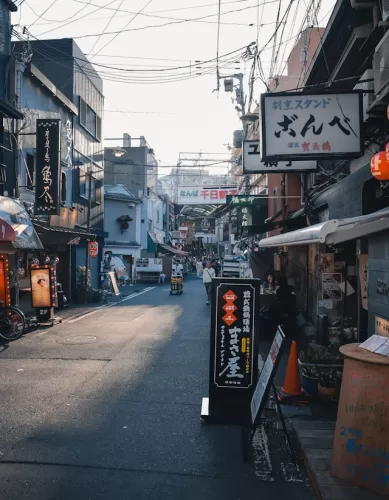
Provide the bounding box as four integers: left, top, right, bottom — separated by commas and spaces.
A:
0, 278, 315, 499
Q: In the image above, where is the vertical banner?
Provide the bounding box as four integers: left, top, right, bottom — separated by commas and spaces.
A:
35, 119, 61, 215
201, 277, 261, 425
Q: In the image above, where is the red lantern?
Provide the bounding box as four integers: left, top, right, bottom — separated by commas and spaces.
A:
370, 151, 389, 181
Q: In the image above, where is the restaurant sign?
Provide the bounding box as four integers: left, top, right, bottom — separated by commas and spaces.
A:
35, 119, 61, 215
226, 194, 267, 207
260, 92, 363, 161
243, 140, 317, 173
195, 217, 215, 234
177, 186, 238, 205
214, 283, 256, 388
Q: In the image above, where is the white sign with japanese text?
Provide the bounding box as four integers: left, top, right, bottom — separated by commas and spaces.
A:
260, 92, 363, 161
177, 186, 238, 205
243, 140, 317, 173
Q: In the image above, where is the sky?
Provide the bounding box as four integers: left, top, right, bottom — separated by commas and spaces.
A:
12, 0, 337, 177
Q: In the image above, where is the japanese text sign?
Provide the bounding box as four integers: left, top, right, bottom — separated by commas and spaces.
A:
88, 241, 98, 258
243, 140, 317, 173
195, 217, 215, 234
35, 119, 61, 215
260, 92, 363, 161
251, 327, 285, 426
177, 186, 238, 205
226, 194, 267, 207
214, 283, 256, 389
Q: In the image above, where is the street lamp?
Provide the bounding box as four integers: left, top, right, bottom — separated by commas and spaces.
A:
83, 146, 126, 295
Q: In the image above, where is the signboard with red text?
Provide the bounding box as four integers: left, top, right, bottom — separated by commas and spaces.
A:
177, 186, 238, 205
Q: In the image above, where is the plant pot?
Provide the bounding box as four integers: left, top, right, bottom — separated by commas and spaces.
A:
302, 373, 319, 396
318, 384, 338, 399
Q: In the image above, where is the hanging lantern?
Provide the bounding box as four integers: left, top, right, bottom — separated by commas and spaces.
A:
370, 150, 389, 182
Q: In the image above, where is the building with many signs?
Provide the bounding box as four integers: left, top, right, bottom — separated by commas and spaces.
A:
12, 38, 106, 302
258, 0, 389, 342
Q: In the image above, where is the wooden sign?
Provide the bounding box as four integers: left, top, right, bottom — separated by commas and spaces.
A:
250, 326, 285, 426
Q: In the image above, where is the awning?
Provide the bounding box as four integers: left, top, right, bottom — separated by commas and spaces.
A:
0, 197, 43, 250
258, 208, 389, 248
33, 222, 96, 245
158, 243, 188, 256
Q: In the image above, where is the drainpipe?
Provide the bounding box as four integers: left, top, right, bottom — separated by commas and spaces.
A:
14, 59, 25, 200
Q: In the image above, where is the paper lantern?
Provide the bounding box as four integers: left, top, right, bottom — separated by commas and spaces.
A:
370, 151, 389, 181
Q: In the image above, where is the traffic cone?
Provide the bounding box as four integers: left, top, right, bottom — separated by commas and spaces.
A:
280, 341, 303, 397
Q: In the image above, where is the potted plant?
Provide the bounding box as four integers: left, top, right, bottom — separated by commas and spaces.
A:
75, 266, 92, 303
317, 369, 342, 399
301, 366, 319, 396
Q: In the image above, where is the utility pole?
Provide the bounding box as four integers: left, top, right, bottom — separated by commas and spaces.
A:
84, 167, 92, 299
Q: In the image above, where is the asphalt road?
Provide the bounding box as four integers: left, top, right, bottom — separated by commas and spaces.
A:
0, 277, 316, 499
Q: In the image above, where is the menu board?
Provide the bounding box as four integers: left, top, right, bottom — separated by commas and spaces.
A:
213, 282, 256, 389
31, 268, 52, 308
251, 327, 285, 426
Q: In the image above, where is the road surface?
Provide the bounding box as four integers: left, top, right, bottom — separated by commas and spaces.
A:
0, 278, 316, 499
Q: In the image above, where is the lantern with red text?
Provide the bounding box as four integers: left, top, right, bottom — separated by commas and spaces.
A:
370, 151, 389, 182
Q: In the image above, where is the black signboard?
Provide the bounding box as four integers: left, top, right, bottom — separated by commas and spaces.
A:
250, 327, 285, 427
195, 217, 215, 234
35, 119, 61, 215
201, 277, 261, 425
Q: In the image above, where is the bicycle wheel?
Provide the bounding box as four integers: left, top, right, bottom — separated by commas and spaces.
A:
0, 307, 26, 341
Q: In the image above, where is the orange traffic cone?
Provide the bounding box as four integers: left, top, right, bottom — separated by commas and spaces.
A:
281, 341, 303, 396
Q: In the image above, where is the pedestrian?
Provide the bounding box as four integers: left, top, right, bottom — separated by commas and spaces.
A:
263, 272, 276, 293
159, 272, 166, 284
203, 261, 215, 305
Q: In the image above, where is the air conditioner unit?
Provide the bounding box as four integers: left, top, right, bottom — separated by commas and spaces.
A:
383, 0, 389, 21
350, 0, 375, 8
353, 69, 374, 121
373, 30, 389, 100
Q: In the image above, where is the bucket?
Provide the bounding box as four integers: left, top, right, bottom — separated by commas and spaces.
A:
301, 373, 319, 396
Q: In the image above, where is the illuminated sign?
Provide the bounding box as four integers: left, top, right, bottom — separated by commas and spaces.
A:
35, 119, 61, 215
30, 265, 56, 308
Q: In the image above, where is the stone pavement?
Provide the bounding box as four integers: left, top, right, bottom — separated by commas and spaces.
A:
0, 277, 316, 499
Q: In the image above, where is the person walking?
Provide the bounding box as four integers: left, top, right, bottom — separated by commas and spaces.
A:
203, 261, 215, 305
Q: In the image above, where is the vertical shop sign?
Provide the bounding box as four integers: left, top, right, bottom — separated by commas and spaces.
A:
88, 241, 98, 258
35, 119, 61, 215
65, 119, 73, 169
214, 283, 256, 389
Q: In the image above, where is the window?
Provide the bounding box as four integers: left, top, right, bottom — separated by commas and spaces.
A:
79, 168, 97, 203
61, 171, 67, 203
79, 97, 101, 140
273, 187, 278, 214
26, 154, 34, 191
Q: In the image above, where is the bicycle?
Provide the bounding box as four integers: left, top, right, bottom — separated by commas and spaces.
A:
0, 302, 26, 341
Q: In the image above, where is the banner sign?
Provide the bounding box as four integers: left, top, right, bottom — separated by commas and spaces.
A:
195, 217, 215, 234
226, 194, 267, 207
177, 186, 238, 205
260, 92, 363, 161
30, 265, 56, 308
35, 119, 61, 215
243, 140, 317, 173
214, 283, 256, 389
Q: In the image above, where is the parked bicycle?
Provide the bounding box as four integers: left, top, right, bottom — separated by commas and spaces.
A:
0, 301, 26, 341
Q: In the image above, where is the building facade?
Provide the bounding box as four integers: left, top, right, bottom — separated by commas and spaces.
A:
13, 38, 106, 293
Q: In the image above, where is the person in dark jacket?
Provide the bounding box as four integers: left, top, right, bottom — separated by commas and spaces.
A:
263, 272, 276, 293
